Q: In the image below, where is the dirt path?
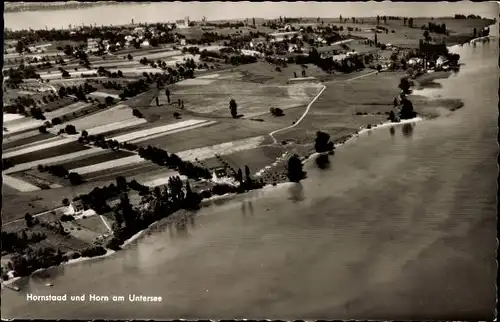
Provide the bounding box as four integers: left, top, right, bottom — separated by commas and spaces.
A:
268, 69, 381, 145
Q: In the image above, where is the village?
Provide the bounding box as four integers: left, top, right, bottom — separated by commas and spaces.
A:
1, 13, 494, 283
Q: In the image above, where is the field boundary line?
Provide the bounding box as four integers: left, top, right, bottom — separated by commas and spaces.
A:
268, 85, 326, 144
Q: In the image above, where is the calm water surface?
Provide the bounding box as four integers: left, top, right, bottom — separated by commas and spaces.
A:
2, 26, 498, 321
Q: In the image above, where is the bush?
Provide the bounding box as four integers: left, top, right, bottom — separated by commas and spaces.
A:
132, 109, 143, 118
81, 246, 106, 257
51, 117, 62, 125
68, 172, 84, 185
105, 96, 115, 105
106, 237, 123, 251
270, 107, 284, 117
173, 112, 181, 118
60, 214, 75, 222
65, 124, 77, 135
38, 125, 48, 133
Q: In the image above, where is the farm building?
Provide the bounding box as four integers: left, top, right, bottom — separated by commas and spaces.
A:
269, 31, 302, 42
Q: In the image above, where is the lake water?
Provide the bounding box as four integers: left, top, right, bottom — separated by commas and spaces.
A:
4, 2, 496, 31
2, 18, 498, 322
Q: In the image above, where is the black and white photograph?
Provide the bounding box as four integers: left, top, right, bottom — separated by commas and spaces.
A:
1, 1, 498, 320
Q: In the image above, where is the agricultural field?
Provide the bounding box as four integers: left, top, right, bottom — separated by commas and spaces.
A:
164, 70, 323, 119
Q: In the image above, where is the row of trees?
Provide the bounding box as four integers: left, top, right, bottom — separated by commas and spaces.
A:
137, 145, 212, 180
1, 230, 46, 254
107, 176, 204, 250
3, 65, 40, 86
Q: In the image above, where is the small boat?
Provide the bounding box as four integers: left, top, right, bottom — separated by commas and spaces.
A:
45, 283, 53, 287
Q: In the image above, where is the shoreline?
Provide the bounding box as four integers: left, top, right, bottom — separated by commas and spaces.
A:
2, 34, 476, 289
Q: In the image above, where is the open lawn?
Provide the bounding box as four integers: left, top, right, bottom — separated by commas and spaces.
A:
57, 150, 135, 170
203, 145, 286, 176
45, 101, 93, 119
128, 120, 218, 144
3, 148, 103, 175
3, 118, 45, 135
69, 155, 144, 175
48, 103, 138, 133
4, 142, 88, 165
75, 215, 111, 235
137, 118, 278, 152
234, 62, 331, 84
110, 118, 210, 143
3, 113, 25, 122
82, 162, 165, 182
2, 174, 41, 192
3, 136, 80, 159
4, 135, 64, 154
167, 75, 323, 119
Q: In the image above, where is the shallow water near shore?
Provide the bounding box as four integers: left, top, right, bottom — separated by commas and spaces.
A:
2, 28, 498, 321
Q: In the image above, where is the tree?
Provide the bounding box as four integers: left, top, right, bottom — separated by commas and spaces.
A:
132, 108, 143, 118
423, 30, 431, 41
236, 168, 243, 183
165, 88, 171, 103
62, 198, 70, 206
116, 176, 128, 191
82, 130, 88, 138
58, 86, 67, 98
128, 54, 133, 61
287, 155, 306, 183
68, 172, 83, 185
38, 125, 48, 133
377, 15, 380, 25
315, 131, 334, 153
270, 107, 284, 116
244, 165, 251, 182
400, 98, 416, 119
51, 117, 62, 125
229, 98, 238, 118
65, 124, 77, 135
24, 213, 34, 227
399, 77, 411, 94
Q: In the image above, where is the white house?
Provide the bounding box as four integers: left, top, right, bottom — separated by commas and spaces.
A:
65, 200, 84, 215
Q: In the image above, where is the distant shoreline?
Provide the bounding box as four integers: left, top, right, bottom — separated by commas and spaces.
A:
4, 2, 119, 13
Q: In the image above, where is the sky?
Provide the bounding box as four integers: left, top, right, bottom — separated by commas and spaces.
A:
4, 1, 498, 31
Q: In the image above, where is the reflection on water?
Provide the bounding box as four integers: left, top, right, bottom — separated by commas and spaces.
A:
288, 182, 305, 203
389, 127, 396, 136
401, 123, 414, 137
315, 154, 331, 169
